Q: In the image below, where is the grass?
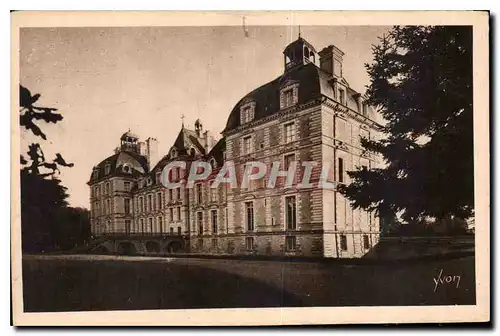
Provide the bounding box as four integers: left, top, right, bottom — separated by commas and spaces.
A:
21, 254, 476, 312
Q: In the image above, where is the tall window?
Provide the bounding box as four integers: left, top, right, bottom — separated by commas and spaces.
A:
177, 187, 181, 200
106, 199, 111, 215
158, 216, 163, 234
283, 88, 294, 108
124, 198, 131, 214
340, 234, 348, 251
197, 212, 203, 235
105, 164, 111, 175
284, 122, 296, 143
105, 182, 110, 194
211, 210, 218, 234
125, 220, 131, 234
157, 192, 162, 210
210, 186, 217, 202
169, 189, 173, 202
338, 157, 344, 183
245, 202, 254, 231
177, 206, 181, 221
124, 181, 131, 192
148, 218, 153, 232
285, 196, 297, 230
170, 227, 174, 235
363, 234, 370, 249
242, 136, 252, 155
169, 208, 174, 222
284, 153, 295, 170
139, 197, 144, 213
140, 218, 144, 233
339, 88, 345, 105
147, 195, 152, 212
177, 226, 181, 235
196, 184, 203, 204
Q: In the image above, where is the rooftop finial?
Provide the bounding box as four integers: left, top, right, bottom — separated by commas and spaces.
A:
181, 113, 185, 128
298, 25, 301, 38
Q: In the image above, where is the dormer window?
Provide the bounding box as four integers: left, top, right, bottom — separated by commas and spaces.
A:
280, 82, 299, 109
104, 164, 111, 175
170, 148, 177, 159
93, 169, 99, 180
339, 88, 345, 105
147, 177, 153, 186
122, 164, 131, 174
209, 158, 217, 169
240, 100, 256, 125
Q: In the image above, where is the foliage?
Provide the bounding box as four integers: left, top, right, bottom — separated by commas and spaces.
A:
338, 26, 474, 224
20, 85, 89, 252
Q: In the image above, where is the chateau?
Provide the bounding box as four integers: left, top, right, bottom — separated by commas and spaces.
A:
88, 36, 382, 258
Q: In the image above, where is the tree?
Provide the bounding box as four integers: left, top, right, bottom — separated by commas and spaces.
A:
338, 26, 474, 225
20, 85, 86, 252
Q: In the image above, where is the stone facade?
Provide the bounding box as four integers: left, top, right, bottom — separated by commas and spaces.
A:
88, 36, 382, 258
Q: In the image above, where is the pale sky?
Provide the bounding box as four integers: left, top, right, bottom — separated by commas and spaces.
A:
20, 25, 391, 208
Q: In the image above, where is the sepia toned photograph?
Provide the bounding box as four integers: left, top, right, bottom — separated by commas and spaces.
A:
11, 11, 489, 326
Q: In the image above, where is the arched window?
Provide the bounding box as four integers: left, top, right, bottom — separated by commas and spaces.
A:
209, 158, 217, 169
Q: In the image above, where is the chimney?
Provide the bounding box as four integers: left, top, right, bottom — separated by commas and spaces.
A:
203, 130, 215, 153
145, 137, 159, 169
319, 45, 345, 78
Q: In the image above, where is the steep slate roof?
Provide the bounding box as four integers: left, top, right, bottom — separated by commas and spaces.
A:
172, 127, 206, 155
223, 62, 375, 133
207, 137, 226, 166
88, 150, 148, 184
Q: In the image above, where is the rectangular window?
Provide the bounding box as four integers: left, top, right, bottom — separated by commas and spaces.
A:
158, 216, 163, 234
242, 136, 252, 155
140, 219, 144, 233
211, 210, 218, 234
285, 196, 297, 230
245, 237, 254, 250
105, 165, 111, 175
285, 236, 297, 251
284, 122, 296, 143
105, 182, 110, 194
340, 234, 348, 251
363, 234, 370, 249
211, 238, 218, 249
170, 227, 174, 235
284, 153, 295, 170
106, 199, 111, 215
196, 184, 203, 204
177, 227, 181, 235
339, 88, 345, 105
177, 206, 181, 221
197, 212, 203, 235
241, 106, 254, 124
169, 208, 174, 222
156, 172, 161, 184
147, 194, 152, 212
169, 189, 173, 202
177, 187, 181, 200
124, 182, 131, 192
125, 220, 131, 234
336, 117, 346, 140
210, 186, 217, 202
148, 218, 153, 232
245, 202, 254, 231
124, 198, 131, 214
283, 88, 294, 108
157, 192, 162, 210
338, 157, 344, 183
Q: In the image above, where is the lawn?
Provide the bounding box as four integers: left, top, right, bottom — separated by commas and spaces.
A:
21, 254, 475, 312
